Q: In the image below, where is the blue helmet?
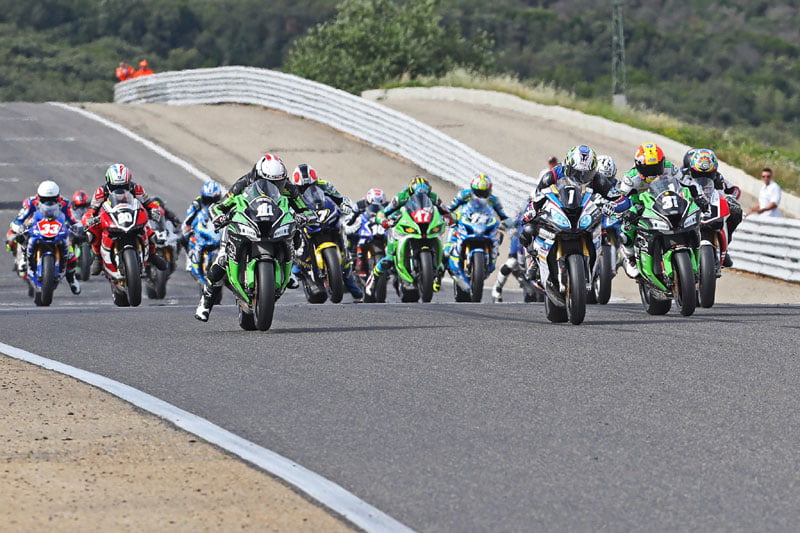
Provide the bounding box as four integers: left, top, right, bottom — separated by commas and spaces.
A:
201, 180, 222, 203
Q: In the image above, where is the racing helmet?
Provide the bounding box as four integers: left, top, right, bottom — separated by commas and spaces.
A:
563, 145, 598, 184
254, 154, 287, 189
291, 164, 318, 186
71, 189, 90, 208
37, 180, 60, 204
365, 187, 385, 205
105, 163, 132, 190
682, 148, 697, 170
471, 173, 492, 198
634, 143, 666, 180
200, 180, 223, 204
596, 155, 617, 180
688, 148, 718, 179
408, 176, 431, 195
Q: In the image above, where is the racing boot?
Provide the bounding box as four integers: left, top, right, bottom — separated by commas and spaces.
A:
621, 245, 639, 278
433, 265, 444, 293
287, 264, 302, 289
194, 284, 222, 322
722, 254, 733, 268
524, 253, 539, 282
364, 270, 380, 298
65, 269, 81, 295
344, 272, 363, 301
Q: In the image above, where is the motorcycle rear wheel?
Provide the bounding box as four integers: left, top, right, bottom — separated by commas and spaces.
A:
238, 306, 256, 331
673, 250, 697, 317
78, 242, 91, 281
566, 254, 587, 325
698, 244, 716, 309
594, 244, 613, 305
544, 293, 568, 323
469, 250, 485, 303
322, 247, 344, 304
35, 254, 55, 307
122, 248, 142, 307
639, 282, 671, 315
254, 260, 276, 331
146, 262, 168, 299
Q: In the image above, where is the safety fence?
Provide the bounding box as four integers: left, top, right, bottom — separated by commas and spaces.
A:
113, 66, 536, 210
728, 216, 800, 283
114, 67, 799, 285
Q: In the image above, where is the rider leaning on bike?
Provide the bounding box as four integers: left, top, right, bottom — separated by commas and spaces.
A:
194, 154, 313, 322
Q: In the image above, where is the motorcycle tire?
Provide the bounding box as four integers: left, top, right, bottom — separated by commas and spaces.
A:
303, 277, 328, 304
322, 247, 344, 304
146, 264, 168, 300
78, 242, 91, 282
639, 282, 670, 315
254, 260, 276, 331
122, 248, 142, 307
419, 250, 435, 303
594, 244, 613, 305
544, 293, 568, 323
566, 254, 587, 325
34, 255, 56, 307
469, 250, 485, 303
673, 250, 697, 317
238, 306, 256, 331
113, 289, 130, 307
454, 280, 471, 303
373, 254, 388, 303
698, 244, 716, 309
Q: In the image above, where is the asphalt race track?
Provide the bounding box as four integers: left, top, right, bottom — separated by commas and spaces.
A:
3, 103, 800, 531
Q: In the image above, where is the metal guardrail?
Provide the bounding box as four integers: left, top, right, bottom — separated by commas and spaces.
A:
728, 216, 800, 282
114, 67, 800, 285
114, 66, 536, 210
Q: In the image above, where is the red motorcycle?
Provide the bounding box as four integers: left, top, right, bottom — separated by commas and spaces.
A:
96, 190, 152, 307
695, 177, 730, 309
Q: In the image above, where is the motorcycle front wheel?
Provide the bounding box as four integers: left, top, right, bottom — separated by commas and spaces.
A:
566, 254, 587, 325
78, 242, 92, 281
673, 250, 696, 317
322, 247, 344, 304
419, 250, 435, 303
254, 260, 276, 331
34, 254, 55, 307
698, 244, 716, 309
469, 250, 485, 303
122, 248, 142, 307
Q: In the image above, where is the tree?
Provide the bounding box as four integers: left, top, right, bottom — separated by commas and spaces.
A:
283, 0, 494, 94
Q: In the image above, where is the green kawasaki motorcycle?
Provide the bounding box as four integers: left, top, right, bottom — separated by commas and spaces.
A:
631, 175, 701, 317
384, 193, 447, 303
218, 179, 297, 331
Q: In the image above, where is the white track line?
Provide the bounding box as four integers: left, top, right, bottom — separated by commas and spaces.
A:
47, 102, 212, 183
0, 341, 413, 533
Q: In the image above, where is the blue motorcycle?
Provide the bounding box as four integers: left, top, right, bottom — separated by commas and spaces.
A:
189, 206, 222, 302
296, 184, 345, 304
352, 203, 389, 303
25, 202, 71, 306
590, 212, 622, 305
447, 198, 500, 302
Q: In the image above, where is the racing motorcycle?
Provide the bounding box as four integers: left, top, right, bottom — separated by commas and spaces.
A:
216, 179, 296, 331
354, 204, 389, 303
145, 206, 180, 299
96, 190, 152, 307
630, 176, 702, 317
188, 206, 222, 304
70, 205, 92, 282
695, 176, 730, 308
383, 193, 446, 303
25, 202, 71, 306
296, 184, 345, 304
447, 198, 500, 303
531, 179, 603, 325
589, 211, 622, 305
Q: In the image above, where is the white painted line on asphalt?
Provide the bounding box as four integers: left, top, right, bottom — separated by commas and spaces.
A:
0, 136, 76, 142
0, 341, 415, 533
47, 102, 213, 184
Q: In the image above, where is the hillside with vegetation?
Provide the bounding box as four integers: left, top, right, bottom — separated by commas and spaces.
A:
0, 0, 798, 188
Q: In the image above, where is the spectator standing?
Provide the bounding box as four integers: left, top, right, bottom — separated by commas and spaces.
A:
131, 59, 155, 78
115, 61, 134, 82
746, 167, 782, 217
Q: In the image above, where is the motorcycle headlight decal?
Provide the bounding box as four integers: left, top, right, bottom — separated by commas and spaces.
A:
551, 209, 571, 229
579, 213, 594, 229
403, 226, 417, 234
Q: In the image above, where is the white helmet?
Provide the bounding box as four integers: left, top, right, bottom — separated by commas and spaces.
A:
291, 164, 318, 186
254, 154, 287, 184
596, 155, 617, 180
37, 180, 60, 203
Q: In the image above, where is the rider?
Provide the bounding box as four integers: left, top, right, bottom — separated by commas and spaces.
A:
182, 180, 224, 272
288, 163, 362, 300
490, 201, 530, 303
605, 142, 709, 278
682, 148, 742, 266
344, 187, 389, 275
520, 145, 612, 281
364, 176, 451, 297
81, 163, 168, 276
6, 180, 81, 294
443, 173, 513, 286
194, 154, 313, 321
